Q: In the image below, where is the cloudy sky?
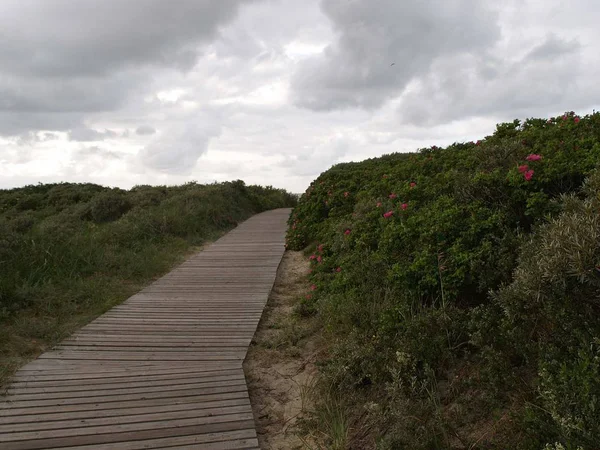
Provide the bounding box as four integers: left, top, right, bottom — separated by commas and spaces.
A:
1, 0, 598, 193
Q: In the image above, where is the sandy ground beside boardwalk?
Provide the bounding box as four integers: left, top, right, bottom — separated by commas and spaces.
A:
244, 250, 321, 449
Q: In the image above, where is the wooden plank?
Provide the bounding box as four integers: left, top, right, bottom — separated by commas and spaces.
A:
0, 209, 290, 448
58, 430, 258, 450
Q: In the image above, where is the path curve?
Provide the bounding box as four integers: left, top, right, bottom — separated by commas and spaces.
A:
0, 208, 291, 450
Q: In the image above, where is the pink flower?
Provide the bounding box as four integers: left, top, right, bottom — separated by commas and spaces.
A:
310, 284, 317, 291
383, 210, 394, 218
389, 193, 397, 199
336, 267, 342, 273
309, 254, 316, 260
410, 182, 416, 188
526, 154, 542, 162
401, 203, 408, 210
344, 229, 351, 235
574, 116, 581, 123
376, 202, 382, 207
563, 115, 568, 121
305, 294, 312, 300
317, 255, 323, 263
344, 191, 349, 197
317, 244, 324, 253
518, 164, 529, 174
524, 169, 534, 181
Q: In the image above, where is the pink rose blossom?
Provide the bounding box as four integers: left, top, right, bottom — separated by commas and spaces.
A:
401, 203, 408, 210
383, 210, 394, 218
344, 229, 351, 235
389, 193, 397, 199
518, 164, 529, 174
524, 170, 534, 181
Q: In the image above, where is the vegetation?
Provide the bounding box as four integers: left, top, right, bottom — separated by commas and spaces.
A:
0, 180, 295, 386
287, 112, 600, 449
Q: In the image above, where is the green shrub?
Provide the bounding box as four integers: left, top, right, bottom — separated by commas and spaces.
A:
88, 190, 132, 223
288, 112, 600, 448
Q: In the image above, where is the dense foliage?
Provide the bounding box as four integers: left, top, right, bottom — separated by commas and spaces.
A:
0, 180, 295, 382
287, 112, 600, 449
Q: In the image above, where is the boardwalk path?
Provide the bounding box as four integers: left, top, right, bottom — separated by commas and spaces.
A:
0, 209, 291, 450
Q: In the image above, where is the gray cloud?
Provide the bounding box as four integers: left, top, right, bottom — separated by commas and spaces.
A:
0, 0, 256, 135
291, 0, 501, 111
136, 126, 157, 136
397, 34, 595, 125
69, 127, 119, 142
137, 119, 221, 174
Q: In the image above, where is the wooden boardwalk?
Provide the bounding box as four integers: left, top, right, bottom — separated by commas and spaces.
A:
0, 209, 291, 450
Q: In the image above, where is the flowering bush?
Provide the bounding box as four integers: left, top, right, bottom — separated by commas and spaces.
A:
286, 112, 600, 448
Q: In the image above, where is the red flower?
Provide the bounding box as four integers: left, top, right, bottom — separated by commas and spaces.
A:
526, 154, 542, 161
305, 294, 312, 300
376, 202, 382, 207
518, 164, 529, 174
344, 191, 349, 197
336, 267, 342, 273
476, 140, 481, 146
310, 284, 317, 291
344, 229, 351, 235
309, 254, 316, 260
317, 244, 324, 253
401, 203, 408, 210
383, 210, 394, 218
574, 117, 581, 123
317, 255, 323, 263
389, 193, 397, 199
524, 169, 534, 181
410, 182, 416, 188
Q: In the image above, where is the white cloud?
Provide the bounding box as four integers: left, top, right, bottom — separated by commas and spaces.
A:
1, 0, 599, 193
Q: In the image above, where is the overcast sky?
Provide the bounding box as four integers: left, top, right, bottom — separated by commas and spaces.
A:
1, 0, 599, 193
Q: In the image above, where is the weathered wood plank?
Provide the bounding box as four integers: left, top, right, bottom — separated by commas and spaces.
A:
0, 209, 290, 448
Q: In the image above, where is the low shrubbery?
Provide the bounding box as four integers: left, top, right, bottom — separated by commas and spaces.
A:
0, 180, 295, 384
287, 112, 600, 449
